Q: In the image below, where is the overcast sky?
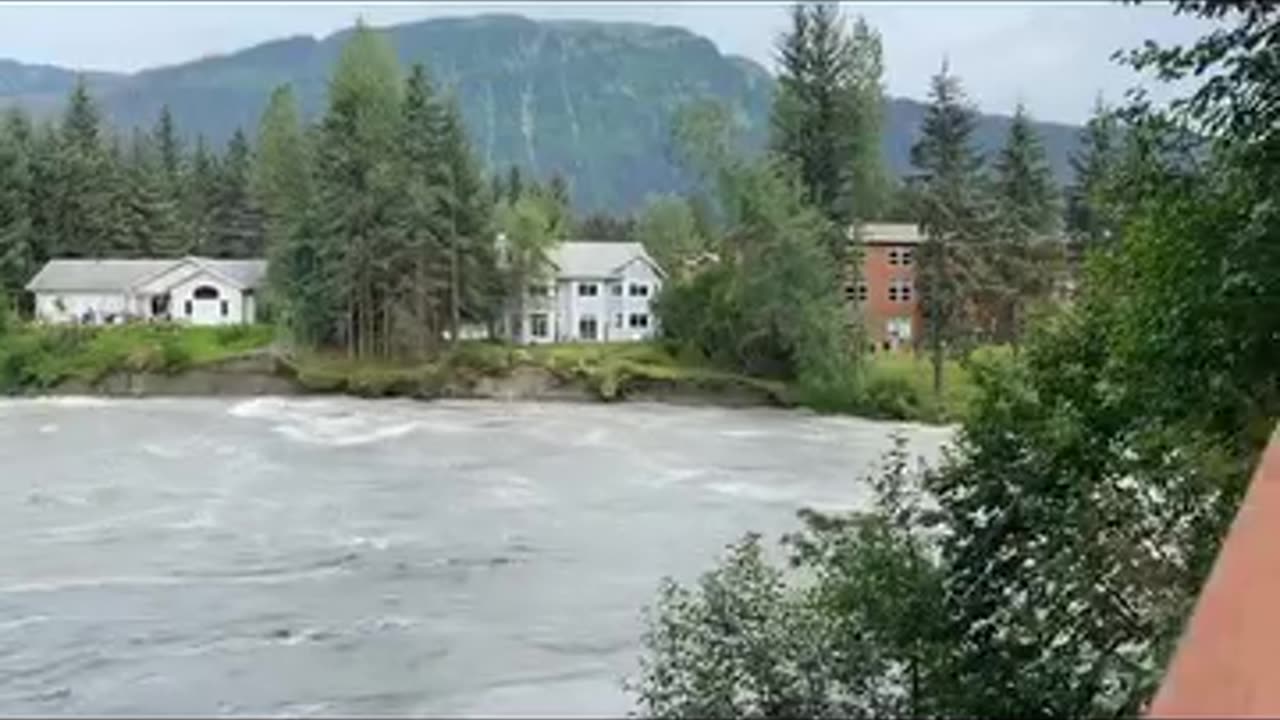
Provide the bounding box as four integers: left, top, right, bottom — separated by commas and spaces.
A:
0, 2, 1217, 125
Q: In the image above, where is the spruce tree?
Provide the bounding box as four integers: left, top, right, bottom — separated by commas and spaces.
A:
0, 110, 36, 300
121, 129, 185, 257
1067, 96, 1122, 248
52, 78, 114, 258
209, 129, 263, 258
771, 4, 887, 244
184, 135, 218, 255
254, 84, 322, 345
506, 164, 523, 203
401, 63, 452, 353
438, 93, 496, 338
990, 103, 1060, 346
313, 21, 407, 357
910, 61, 990, 394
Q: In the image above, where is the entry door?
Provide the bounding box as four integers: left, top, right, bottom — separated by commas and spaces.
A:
190, 285, 224, 325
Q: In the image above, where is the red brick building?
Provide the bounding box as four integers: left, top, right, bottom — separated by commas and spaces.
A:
845, 223, 924, 351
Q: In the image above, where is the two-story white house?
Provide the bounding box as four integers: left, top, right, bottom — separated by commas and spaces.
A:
508, 241, 665, 344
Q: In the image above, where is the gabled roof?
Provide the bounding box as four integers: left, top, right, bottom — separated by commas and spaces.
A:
26, 256, 268, 293
550, 241, 664, 279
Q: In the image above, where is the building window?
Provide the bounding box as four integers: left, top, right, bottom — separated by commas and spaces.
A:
578, 283, 599, 297
193, 285, 220, 300
628, 313, 650, 329
888, 248, 900, 266
844, 281, 869, 303
614, 313, 624, 329
900, 249, 914, 266
184, 300, 193, 316
628, 283, 649, 297
578, 316, 598, 340
611, 284, 623, 296
888, 279, 913, 303
530, 313, 549, 338
220, 300, 229, 317
528, 284, 550, 297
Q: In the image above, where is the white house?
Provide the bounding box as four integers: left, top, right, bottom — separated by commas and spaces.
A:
507, 241, 665, 344
25, 256, 267, 326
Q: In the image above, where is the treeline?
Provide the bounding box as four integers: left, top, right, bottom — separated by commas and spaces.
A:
640, 3, 1081, 401
0, 22, 580, 360
0, 91, 263, 299
635, 1, 1280, 716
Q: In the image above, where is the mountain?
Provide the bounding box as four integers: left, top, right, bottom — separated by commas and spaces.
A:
0, 14, 1083, 214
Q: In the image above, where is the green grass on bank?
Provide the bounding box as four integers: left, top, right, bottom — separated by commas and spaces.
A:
0, 323, 275, 391
0, 322, 987, 425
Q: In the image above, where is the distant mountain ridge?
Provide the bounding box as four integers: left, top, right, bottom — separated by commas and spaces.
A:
0, 14, 1083, 213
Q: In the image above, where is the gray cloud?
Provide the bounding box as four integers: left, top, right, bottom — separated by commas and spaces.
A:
0, 2, 1218, 124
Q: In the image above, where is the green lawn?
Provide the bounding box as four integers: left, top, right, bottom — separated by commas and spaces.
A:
0, 324, 987, 425
0, 323, 275, 391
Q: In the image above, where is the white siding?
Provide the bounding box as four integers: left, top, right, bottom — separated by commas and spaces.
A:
34, 291, 134, 324
168, 271, 248, 327
508, 253, 664, 345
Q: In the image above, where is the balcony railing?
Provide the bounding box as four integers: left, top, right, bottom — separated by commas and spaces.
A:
1147, 427, 1280, 716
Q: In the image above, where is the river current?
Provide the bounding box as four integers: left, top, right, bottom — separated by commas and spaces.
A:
0, 397, 951, 715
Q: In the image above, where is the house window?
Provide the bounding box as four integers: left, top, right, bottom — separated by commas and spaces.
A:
628, 283, 649, 297
888, 279, 913, 303
220, 300, 229, 317
628, 313, 650, 329
184, 300, 193, 316
578, 316, 599, 340
578, 283, 599, 297
530, 313, 549, 338
611, 284, 623, 296
615, 313, 624, 329
193, 285, 220, 300
528, 284, 550, 297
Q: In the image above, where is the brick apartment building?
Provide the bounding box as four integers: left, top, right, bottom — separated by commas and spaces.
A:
846, 223, 924, 351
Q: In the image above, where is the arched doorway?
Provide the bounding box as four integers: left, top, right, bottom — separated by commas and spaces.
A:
189, 285, 222, 324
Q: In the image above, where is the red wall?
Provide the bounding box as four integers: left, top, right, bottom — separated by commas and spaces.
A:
857, 243, 923, 349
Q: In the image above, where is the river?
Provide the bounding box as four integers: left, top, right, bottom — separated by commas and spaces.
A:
0, 397, 952, 715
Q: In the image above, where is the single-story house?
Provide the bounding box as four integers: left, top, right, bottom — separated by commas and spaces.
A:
25, 256, 267, 326
503, 240, 665, 344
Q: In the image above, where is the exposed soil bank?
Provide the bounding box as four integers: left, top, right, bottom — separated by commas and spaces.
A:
38, 353, 787, 409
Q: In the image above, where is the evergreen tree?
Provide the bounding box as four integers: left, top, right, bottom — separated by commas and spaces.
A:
208, 129, 263, 258
52, 77, 114, 258
845, 17, 890, 222
548, 171, 571, 210
1067, 96, 1122, 248
909, 61, 990, 394
313, 20, 407, 357
184, 135, 218, 256
152, 105, 183, 188
254, 84, 322, 344
121, 129, 184, 257
0, 110, 36, 301
506, 164, 523, 203
437, 93, 496, 337
771, 4, 887, 246
989, 102, 1060, 346
400, 63, 452, 353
